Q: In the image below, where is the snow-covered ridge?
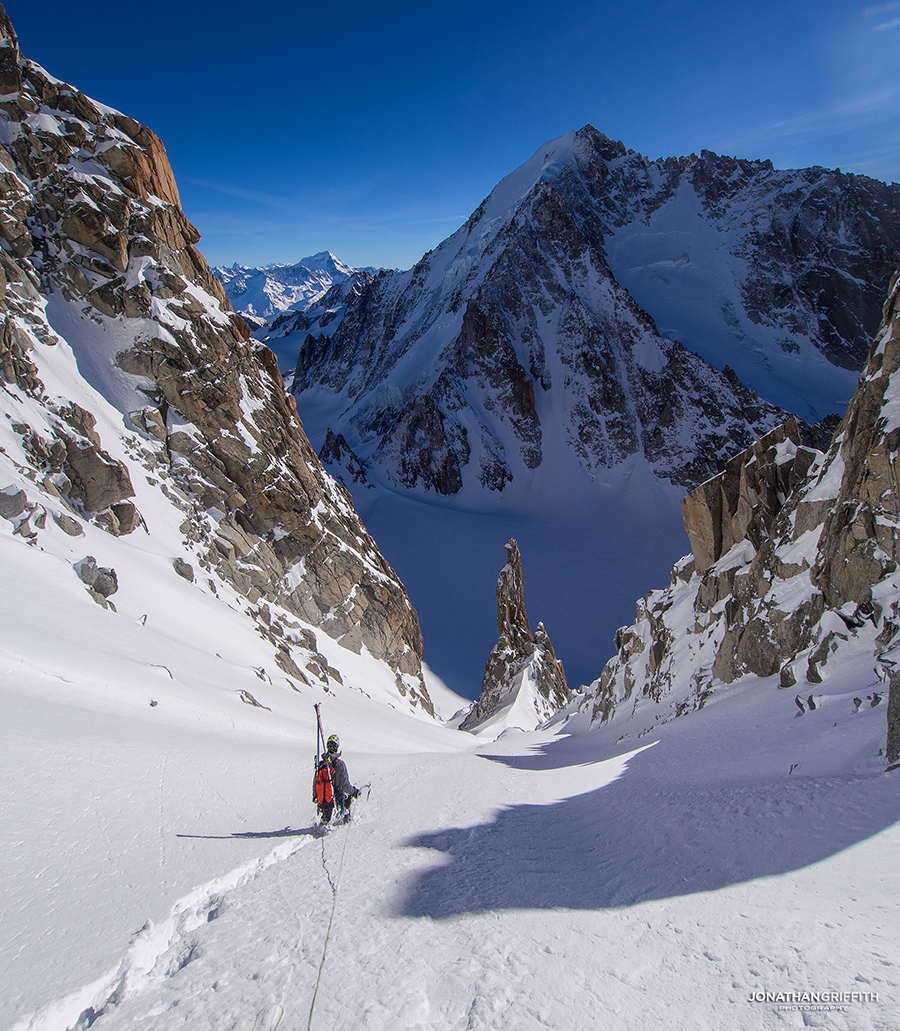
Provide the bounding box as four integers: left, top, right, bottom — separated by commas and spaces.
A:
0, 4, 436, 717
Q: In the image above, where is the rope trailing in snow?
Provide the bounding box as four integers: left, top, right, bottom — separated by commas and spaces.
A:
306, 825, 352, 1031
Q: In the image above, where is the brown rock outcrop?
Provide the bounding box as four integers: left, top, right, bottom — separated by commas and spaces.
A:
813, 275, 900, 611
583, 267, 900, 766
61, 437, 134, 513
681, 419, 819, 574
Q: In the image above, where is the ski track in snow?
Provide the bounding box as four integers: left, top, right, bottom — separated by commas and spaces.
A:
3, 608, 900, 1031
11, 832, 318, 1031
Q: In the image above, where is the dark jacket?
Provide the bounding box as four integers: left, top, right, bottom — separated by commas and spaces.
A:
328, 756, 354, 798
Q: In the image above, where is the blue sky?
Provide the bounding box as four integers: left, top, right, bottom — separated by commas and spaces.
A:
7, 0, 900, 270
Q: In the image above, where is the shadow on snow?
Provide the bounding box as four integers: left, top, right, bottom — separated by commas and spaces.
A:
396, 735, 900, 918
175, 826, 316, 840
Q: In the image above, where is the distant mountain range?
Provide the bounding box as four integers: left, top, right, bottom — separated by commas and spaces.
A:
212, 252, 374, 329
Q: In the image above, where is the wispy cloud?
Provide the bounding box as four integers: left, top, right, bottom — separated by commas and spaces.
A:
181, 177, 295, 210
183, 174, 469, 234
863, 2, 900, 30
707, 85, 900, 171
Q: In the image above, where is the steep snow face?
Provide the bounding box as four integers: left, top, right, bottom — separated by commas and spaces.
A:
600, 157, 896, 422
212, 252, 362, 324
0, 8, 432, 715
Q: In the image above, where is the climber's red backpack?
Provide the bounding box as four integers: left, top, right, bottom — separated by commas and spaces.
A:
314, 759, 333, 805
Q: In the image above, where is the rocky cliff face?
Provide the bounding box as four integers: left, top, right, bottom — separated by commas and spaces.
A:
580, 270, 900, 759
0, 5, 431, 714
461, 539, 570, 732
680, 419, 821, 575
598, 146, 900, 406
279, 126, 899, 501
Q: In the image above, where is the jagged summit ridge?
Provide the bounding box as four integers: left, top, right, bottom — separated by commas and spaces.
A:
282, 124, 898, 506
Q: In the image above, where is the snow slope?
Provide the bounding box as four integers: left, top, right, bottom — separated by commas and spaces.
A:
6, 607, 899, 1031
602, 171, 861, 422
0, 495, 462, 1029
4, 317, 896, 1026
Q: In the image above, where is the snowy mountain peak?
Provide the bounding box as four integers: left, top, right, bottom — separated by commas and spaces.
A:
473, 128, 579, 225
471, 125, 627, 234
212, 252, 365, 324
295, 250, 356, 276
273, 124, 900, 695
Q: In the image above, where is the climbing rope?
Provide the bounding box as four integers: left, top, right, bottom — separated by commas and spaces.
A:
306, 823, 352, 1031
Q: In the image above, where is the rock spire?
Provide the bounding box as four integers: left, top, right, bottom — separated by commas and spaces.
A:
461, 540, 570, 732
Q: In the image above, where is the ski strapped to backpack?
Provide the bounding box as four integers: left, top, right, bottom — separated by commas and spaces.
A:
307, 703, 354, 1031
312, 702, 335, 812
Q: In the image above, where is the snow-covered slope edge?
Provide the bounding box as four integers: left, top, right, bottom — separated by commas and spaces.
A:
0, 3, 433, 713
579, 269, 900, 765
